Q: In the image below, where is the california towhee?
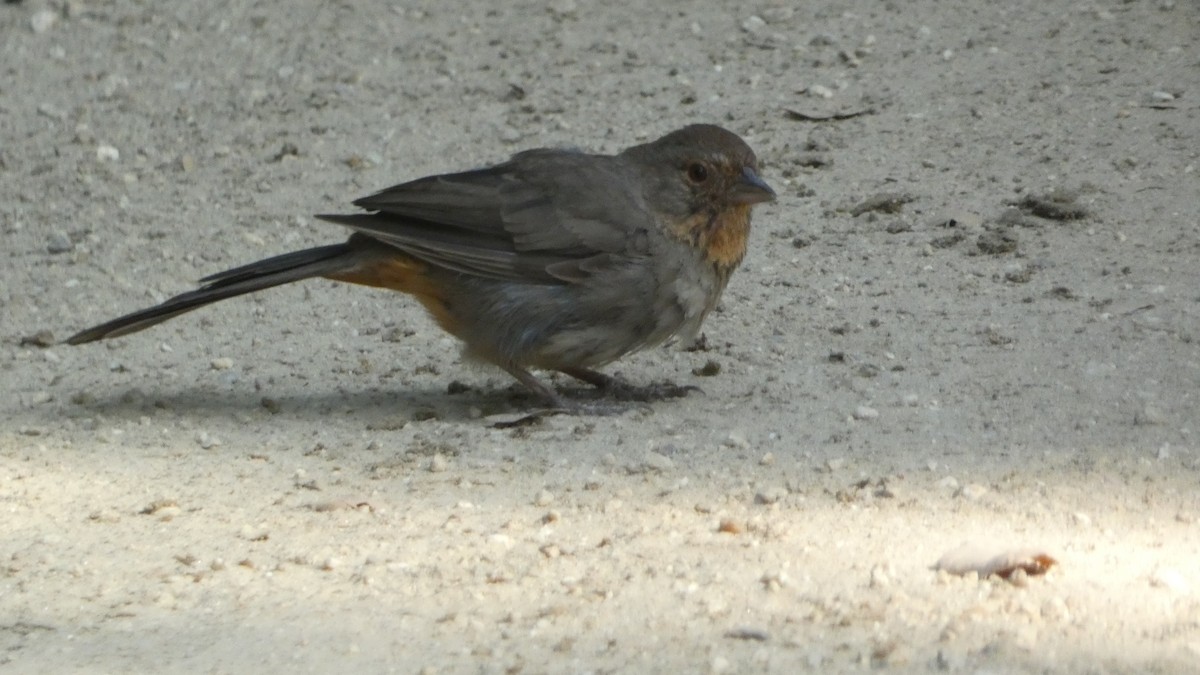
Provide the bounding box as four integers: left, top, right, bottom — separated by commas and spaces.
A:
69, 124, 775, 409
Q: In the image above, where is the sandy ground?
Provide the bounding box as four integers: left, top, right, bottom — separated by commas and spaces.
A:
3, 0, 1199, 673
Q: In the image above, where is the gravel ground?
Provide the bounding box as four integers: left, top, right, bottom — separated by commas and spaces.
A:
2, 1, 1198, 673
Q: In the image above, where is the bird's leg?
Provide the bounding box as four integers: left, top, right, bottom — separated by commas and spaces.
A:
558, 367, 701, 402
496, 363, 637, 418
558, 367, 622, 390
501, 363, 571, 409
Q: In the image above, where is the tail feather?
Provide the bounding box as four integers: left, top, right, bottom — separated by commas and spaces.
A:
67, 244, 355, 344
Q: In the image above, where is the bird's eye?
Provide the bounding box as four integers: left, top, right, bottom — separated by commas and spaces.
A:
686, 162, 709, 184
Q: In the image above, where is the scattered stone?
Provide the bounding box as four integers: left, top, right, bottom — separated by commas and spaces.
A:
870, 563, 893, 589
1135, 404, 1166, 426
725, 627, 769, 641
1017, 189, 1088, 220
977, 229, 1018, 254
237, 525, 269, 542
534, 489, 554, 507
20, 330, 56, 347
96, 144, 120, 162
754, 487, 787, 505
196, 432, 220, 449
852, 405, 879, 421
46, 232, 73, 254
140, 499, 179, 516
210, 357, 234, 370
956, 483, 988, 501
723, 431, 750, 450
937, 476, 960, 490
718, 518, 743, 534
639, 450, 674, 473
741, 15, 766, 35
807, 84, 834, 99
429, 453, 449, 473
31, 10, 58, 34
692, 359, 721, 377
759, 452, 775, 466
793, 152, 832, 168
89, 508, 122, 524
1003, 263, 1033, 283
850, 192, 915, 216
1150, 567, 1190, 594
929, 232, 965, 249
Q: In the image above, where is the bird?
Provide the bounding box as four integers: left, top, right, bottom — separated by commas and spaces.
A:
68, 124, 775, 410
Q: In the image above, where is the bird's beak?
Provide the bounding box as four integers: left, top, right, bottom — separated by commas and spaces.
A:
732, 166, 776, 205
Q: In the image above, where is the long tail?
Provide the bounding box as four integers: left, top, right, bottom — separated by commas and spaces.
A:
67, 244, 355, 344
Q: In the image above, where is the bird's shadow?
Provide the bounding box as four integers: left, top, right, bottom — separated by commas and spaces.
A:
49, 382, 545, 427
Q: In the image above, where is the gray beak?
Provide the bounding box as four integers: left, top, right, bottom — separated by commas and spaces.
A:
732, 166, 776, 205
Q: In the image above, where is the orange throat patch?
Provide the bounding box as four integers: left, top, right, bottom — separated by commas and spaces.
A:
670, 204, 752, 275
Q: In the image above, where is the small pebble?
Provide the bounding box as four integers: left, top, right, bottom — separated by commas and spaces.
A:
808, 84, 834, 99
741, 15, 766, 35
870, 564, 892, 589
47, 232, 74, 254
210, 357, 234, 370
723, 431, 750, 450
196, 432, 220, 449
429, 453, 449, 473
957, 483, 988, 501
852, 405, 879, 421
1150, 567, 1190, 594
534, 489, 554, 507
642, 451, 674, 472
754, 487, 787, 505
96, 145, 120, 162
31, 10, 58, 34
937, 476, 960, 490
21, 329, 56, 347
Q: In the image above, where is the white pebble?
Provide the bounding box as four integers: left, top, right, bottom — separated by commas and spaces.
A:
534, 490, 554, 507
852, 405, 879, 421
429, 453, 449, 473
808, 84, 834, 99
937, 475, 959, 490
723, 430, 750, 449
957, 483, 988, 501
31, 10, 58, 34
96, 145, 120, 162
1151, 567, 1190, 594
741, 15, 766, 35
210, 357, 234, 370
643, 451, 673, 472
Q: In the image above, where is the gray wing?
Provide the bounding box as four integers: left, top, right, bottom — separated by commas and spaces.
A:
317, 149, 653, 283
